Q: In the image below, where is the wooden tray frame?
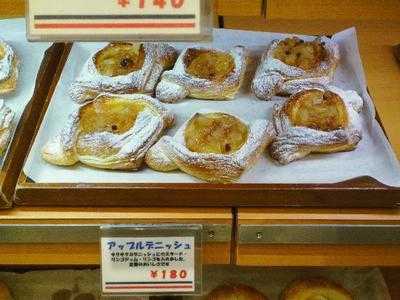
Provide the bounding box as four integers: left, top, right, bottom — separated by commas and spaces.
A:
14, 44, 400, 208
0, 43, 65, 208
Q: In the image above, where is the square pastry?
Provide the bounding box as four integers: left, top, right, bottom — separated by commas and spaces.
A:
252, 36, 339, 100
156, 46, 248, 103
70, 42, 177, 103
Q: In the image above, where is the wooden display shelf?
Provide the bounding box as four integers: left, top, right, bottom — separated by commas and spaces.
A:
236, 208, 400, 267
0, 207, 233, 265
13, 33, 400, 208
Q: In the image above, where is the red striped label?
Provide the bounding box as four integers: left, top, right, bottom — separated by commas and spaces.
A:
105, 284, 194, 289
34, 22, 196, 29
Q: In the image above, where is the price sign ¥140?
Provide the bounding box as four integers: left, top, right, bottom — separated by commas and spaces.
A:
100, 225, 202, 296
27, 0, 211, 41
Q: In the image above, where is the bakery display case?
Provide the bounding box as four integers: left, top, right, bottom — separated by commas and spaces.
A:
0, 0, 399, 299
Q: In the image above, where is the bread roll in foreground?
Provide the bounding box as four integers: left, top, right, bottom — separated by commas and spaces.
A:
207, 283, 268, 300
281, 277, 353, 300
0, 281, 13, 300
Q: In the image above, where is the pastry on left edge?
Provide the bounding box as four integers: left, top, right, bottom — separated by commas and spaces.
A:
42, 93, 174, 170
207, 283, 269, 300
70, 42, 177, 104
146, 111, 274, 183
0, 99, 14, 155
0, 39, 19, 95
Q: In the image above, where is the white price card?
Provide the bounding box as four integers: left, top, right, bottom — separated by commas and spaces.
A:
27, 0, 212, 41
100, 225, 202, 296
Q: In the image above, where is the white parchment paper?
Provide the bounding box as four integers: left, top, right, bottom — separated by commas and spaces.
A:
23, 28, 400, 186
0, 18, 51, 166
188, 266, 391, 300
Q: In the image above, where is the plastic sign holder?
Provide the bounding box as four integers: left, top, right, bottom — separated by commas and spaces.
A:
27, 0, 213, 41
100, 224, 202, 296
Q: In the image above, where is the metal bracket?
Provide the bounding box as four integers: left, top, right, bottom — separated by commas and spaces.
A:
0, 223, 231, 244
239, 224, 400, 245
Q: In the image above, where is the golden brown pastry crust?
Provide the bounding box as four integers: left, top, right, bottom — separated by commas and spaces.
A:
42, 93, 174, 170
155, 46, 248, 103
270, 86, 363, 164
70, 42, 177, 103
207, 284, 268, 300
0, 39, 19, 95
252, 36, 339, 101
145, 111, 274, 183
281, 277, 353, 300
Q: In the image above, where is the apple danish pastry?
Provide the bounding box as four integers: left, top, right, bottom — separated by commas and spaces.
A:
70, 42, 177, 103
270, 86, 363, 164
281, 277, 353, 300
156, 46, 247, 103
145, 111, 274, 183
0, 39, 19, 95
252, 36, 339, 100
208, 284, 268, 300
42, 93, 174, 170
0, 99, 14, 155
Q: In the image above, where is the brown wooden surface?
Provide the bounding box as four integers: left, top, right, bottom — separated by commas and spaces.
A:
216, 0, 265, 17
382, 268, 400, 300
395, 44, 400, 63
236, 244, 400, 267
15, 176, 400, 208
0, 207, 232, 265
0, 0, 24, 19
266, 0, 400, 21
239, 208, 400, 224
237, 208, 400, 266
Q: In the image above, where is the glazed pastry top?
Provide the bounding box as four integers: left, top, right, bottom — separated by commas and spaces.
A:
273, 37, 327, 71
184, 48, 235, 82
283, 89, 349, 131
94, 43, 146, 77
184, 112, 249, 155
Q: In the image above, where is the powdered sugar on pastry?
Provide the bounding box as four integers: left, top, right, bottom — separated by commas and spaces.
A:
146, 110, 275, 183
0, 99, 14, 154
252, 36, 339, 100
42, 93, 174, 170
0, 39, 14, 82
270, 86, 363, 164
156, 46, 248, 103
70, 43, 177, 104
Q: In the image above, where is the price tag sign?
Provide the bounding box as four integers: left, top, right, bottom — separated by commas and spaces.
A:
27, 0, 212, 41
100, 224, 202, 296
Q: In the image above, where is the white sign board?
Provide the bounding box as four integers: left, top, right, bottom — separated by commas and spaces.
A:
27, 0, 212, 41
100, 225, 202, 296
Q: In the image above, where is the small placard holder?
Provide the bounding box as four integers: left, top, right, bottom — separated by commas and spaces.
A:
26, 0, 213, 42
100, 224, 202, 297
